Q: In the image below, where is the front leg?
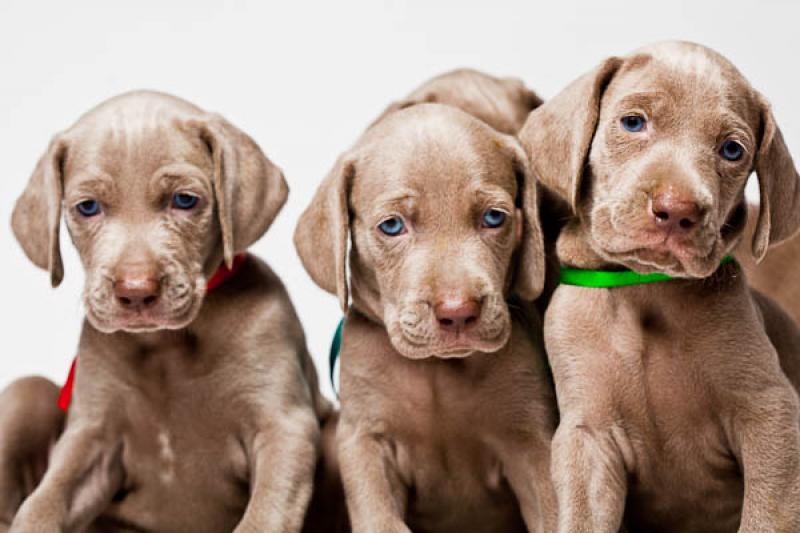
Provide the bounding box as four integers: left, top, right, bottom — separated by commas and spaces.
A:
0, 377, 64, 529
234, 406, 319, 533
551, 416, 629, 533
734, 386, 800, 533
337, 418, 410, 533
500, 435, 558, 533
10, 421, 123, 533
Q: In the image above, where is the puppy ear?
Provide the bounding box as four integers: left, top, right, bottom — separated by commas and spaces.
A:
506, 138, 546, 300
751, 94, 800, 261
518, 57, 623, 210
521, 84, 544, 112
11, 135, 66, 287
294, 155, 354, 311
191, 115, 288, 267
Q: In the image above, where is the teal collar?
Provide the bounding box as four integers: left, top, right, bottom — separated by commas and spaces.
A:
560, 255, 735, 288
329, 318, 344, 393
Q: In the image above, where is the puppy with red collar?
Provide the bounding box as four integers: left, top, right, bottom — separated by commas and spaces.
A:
0, 91, 331, 532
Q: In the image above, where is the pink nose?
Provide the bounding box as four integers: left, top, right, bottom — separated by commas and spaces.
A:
651, 191, 703, 233
113, 268, 161, 310
434, 298, 481, 332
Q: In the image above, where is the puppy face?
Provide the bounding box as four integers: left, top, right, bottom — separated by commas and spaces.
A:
521, 41, 800, 278
587, 45, 758, 277
13, 91, 288, 334
296, 104, 544, 359
63, 119, 217, 332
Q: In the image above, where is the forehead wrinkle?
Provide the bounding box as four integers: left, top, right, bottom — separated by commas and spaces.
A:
475, 185, 515, 206
64, 171, 117, 200
152, 163, 213, 192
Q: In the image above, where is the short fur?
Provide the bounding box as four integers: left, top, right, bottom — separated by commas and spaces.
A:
2, 91, 332, 532
294, 71, 556, 533
738, 205, 800, 324
519, 41, 800, 532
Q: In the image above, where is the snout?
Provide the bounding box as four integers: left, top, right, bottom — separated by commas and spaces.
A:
650, 188, 706, 236
387, 289, 509, 360
596, 172, 732, 277
433, 297, 481, 333
113, 266, 161, 311
85, 257, 205, 333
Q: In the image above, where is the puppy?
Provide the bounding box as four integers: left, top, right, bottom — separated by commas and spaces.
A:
3, 91, 328, 532
738, 206, 800, 324
520, 41, 800, 532
371, 68, 542, 134
295, 98, 557, 532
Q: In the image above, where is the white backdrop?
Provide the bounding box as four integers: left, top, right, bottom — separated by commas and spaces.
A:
0, 0, 795, 399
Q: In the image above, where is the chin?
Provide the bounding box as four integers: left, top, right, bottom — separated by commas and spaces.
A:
604, 244, 724, 279
388, 329, 510, 360
86, 303, 202, 334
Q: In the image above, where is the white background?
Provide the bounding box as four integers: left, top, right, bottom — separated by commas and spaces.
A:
0, 0, 796, 399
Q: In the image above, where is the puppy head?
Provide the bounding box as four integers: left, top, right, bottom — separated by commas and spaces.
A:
295, 104, 544, 359
372, 68, 542, 135
12, 91, 287, 333
520, 41, 800, 277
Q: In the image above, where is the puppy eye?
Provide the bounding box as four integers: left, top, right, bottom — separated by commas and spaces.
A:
621, 115, 646, 133
378, 216, 406, 236
481, 208, 506, 229
719, 139, 744, 161
76, 199, 101, 217
171, 192, 199, 210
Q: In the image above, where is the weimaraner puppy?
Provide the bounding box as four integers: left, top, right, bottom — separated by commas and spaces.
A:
738, 205, 800, 324
519, 41, 800, 532
294, 69, 557, 532
370, 67, 542, 135
1, 91, 332, 532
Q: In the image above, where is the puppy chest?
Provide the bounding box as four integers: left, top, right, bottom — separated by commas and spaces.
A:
400, 441, 525, 533
382, 416, 525, 532
548, 287, 745, 525
101, 392, 249, 530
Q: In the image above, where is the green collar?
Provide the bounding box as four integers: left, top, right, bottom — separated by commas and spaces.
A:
560, 255, 735, 288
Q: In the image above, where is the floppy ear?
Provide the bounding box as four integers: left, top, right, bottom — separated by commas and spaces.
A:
294, 155, 354, 311
191, 114, 288, 267
518, 57, 623, 210
751, 94, 800, 261
521, 84, 544, 112
11, 135, 67, 287
506, 139, 546, 300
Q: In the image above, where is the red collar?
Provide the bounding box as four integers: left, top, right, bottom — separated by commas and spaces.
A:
57, 253, 248, 411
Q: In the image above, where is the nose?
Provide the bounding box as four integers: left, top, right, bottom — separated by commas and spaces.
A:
651, 190, 703, 233
113, 266, 161, 310
434, 297, 481, 332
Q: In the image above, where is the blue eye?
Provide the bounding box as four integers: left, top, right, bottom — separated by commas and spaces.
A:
720, 140, 744, 161
482, 209, 506, 228
76, 199, 101, 217
378, 217, 405, 236
621, 115, 646, 133
172, 192, 199, 210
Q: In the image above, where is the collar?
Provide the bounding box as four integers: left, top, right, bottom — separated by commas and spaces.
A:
329, 318, 344, 395
57, 253, 249, 411
559, 255, 735, 288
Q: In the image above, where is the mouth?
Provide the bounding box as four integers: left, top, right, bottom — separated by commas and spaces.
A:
87, 298, 202, 334
597, 230, 721, 277
390, 324, 509, 360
